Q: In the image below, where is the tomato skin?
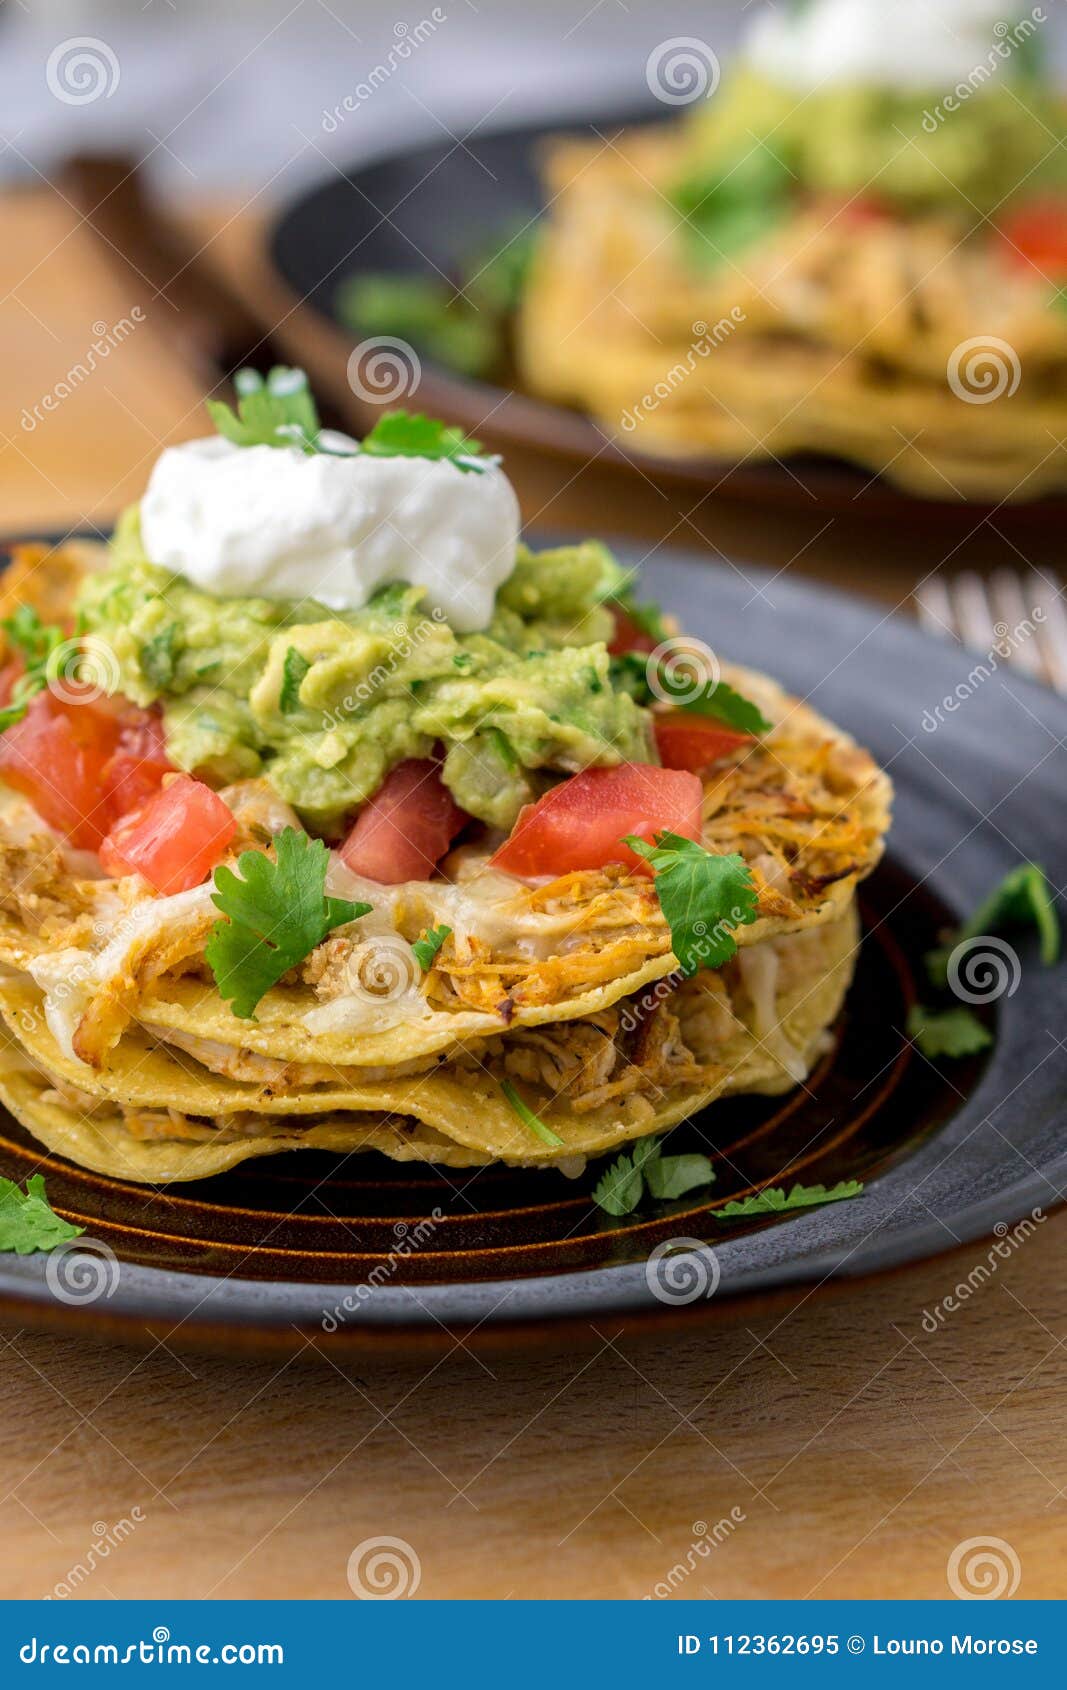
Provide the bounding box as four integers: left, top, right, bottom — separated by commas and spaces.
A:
101, 712, 173, 819
999, 197, 1067, 276
340, 759, 467, 885
490, 763, 703, 878
653, 713, 751, 773
98, 774, 236, 894
607, 606, 657, 657
0, 692, 122, 848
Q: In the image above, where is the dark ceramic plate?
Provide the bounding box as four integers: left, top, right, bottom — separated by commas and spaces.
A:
264, 107, 1067, 518
0, 542, 1063, 1356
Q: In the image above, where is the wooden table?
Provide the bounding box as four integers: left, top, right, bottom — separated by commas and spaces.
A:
2, 188, 1065, 1602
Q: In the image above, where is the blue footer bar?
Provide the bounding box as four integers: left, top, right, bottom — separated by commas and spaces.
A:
1, 1601, 1062, 1684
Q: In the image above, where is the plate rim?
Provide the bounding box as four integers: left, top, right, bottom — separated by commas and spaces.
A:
0, 537, 1063, 1353
262, 106, 1067, 518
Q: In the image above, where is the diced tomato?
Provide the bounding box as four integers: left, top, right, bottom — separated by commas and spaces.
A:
607, 605, 657, 656
101, 710, 174, 819
340, 758, 468, 884
0, 691, 122, 848
98, 774, 236, 894
490, 763, 703, 878
653, 712, 751, 773
999, 196, 1067, 277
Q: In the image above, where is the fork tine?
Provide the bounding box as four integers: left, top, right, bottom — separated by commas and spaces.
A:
914, 575, 956, 640
1029, 571, 1067, 695
951, 570, 998, 653
988, 570, 1045, 681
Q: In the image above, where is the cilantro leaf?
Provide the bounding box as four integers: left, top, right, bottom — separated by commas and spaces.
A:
592, 1134, 715, 1213
359, 410, 496, 475
714, 1179, 864, 1220
907, 1003, 992, 1059
607, 582, 670, 646
592, 1147, 647, 1216
0, 606, 65, 730
206, 828, 370, 1019
464, 221, 539, 315
645, 1149, 716, 1201
672, 143, 794, 269
336, 274, 499, 380
608, 643, 771, 736
652, 669, 772, 735
207, 366, 326, 455
412, 924, 451, 971
624, 834, 759, 975
500, 1079, 564, 1148
926, 862, 1060, 982
0, 1174, 83, 1255
280, 647, 310, 715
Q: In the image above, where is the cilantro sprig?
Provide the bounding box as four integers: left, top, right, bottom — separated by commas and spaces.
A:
672, 142, 794, 270
207, 367, 331, 456
590, 1139, 864, 1220
625, 833, 759, 975
609, 649, 771, 737
412, 924, 451, 971
593, 1134, 684, 1216
713, 1180, 864, 1220
0, 1174, 83, 1255
926, 862, 1060, 984
0, 606, 65, 731
207, 367, 497, 477
206, 829, 370, 1019
359, 411, 496, 475
907, 1004, 992, 1060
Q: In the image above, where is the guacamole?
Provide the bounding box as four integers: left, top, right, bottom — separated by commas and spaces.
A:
682, 65, 1067, 221
78, 511, 655, 833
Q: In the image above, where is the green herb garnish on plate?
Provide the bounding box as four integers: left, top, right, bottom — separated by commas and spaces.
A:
0, 1175, 83, 1255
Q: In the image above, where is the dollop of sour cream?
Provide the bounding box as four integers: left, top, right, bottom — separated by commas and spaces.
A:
140, 434, 521, 632
746, 0, 1016, 92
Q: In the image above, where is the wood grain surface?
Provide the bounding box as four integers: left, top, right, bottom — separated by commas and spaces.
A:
1, 187, 1064, 1602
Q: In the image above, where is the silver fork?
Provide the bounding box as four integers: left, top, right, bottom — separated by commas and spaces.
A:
914, 568, 1067, 695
